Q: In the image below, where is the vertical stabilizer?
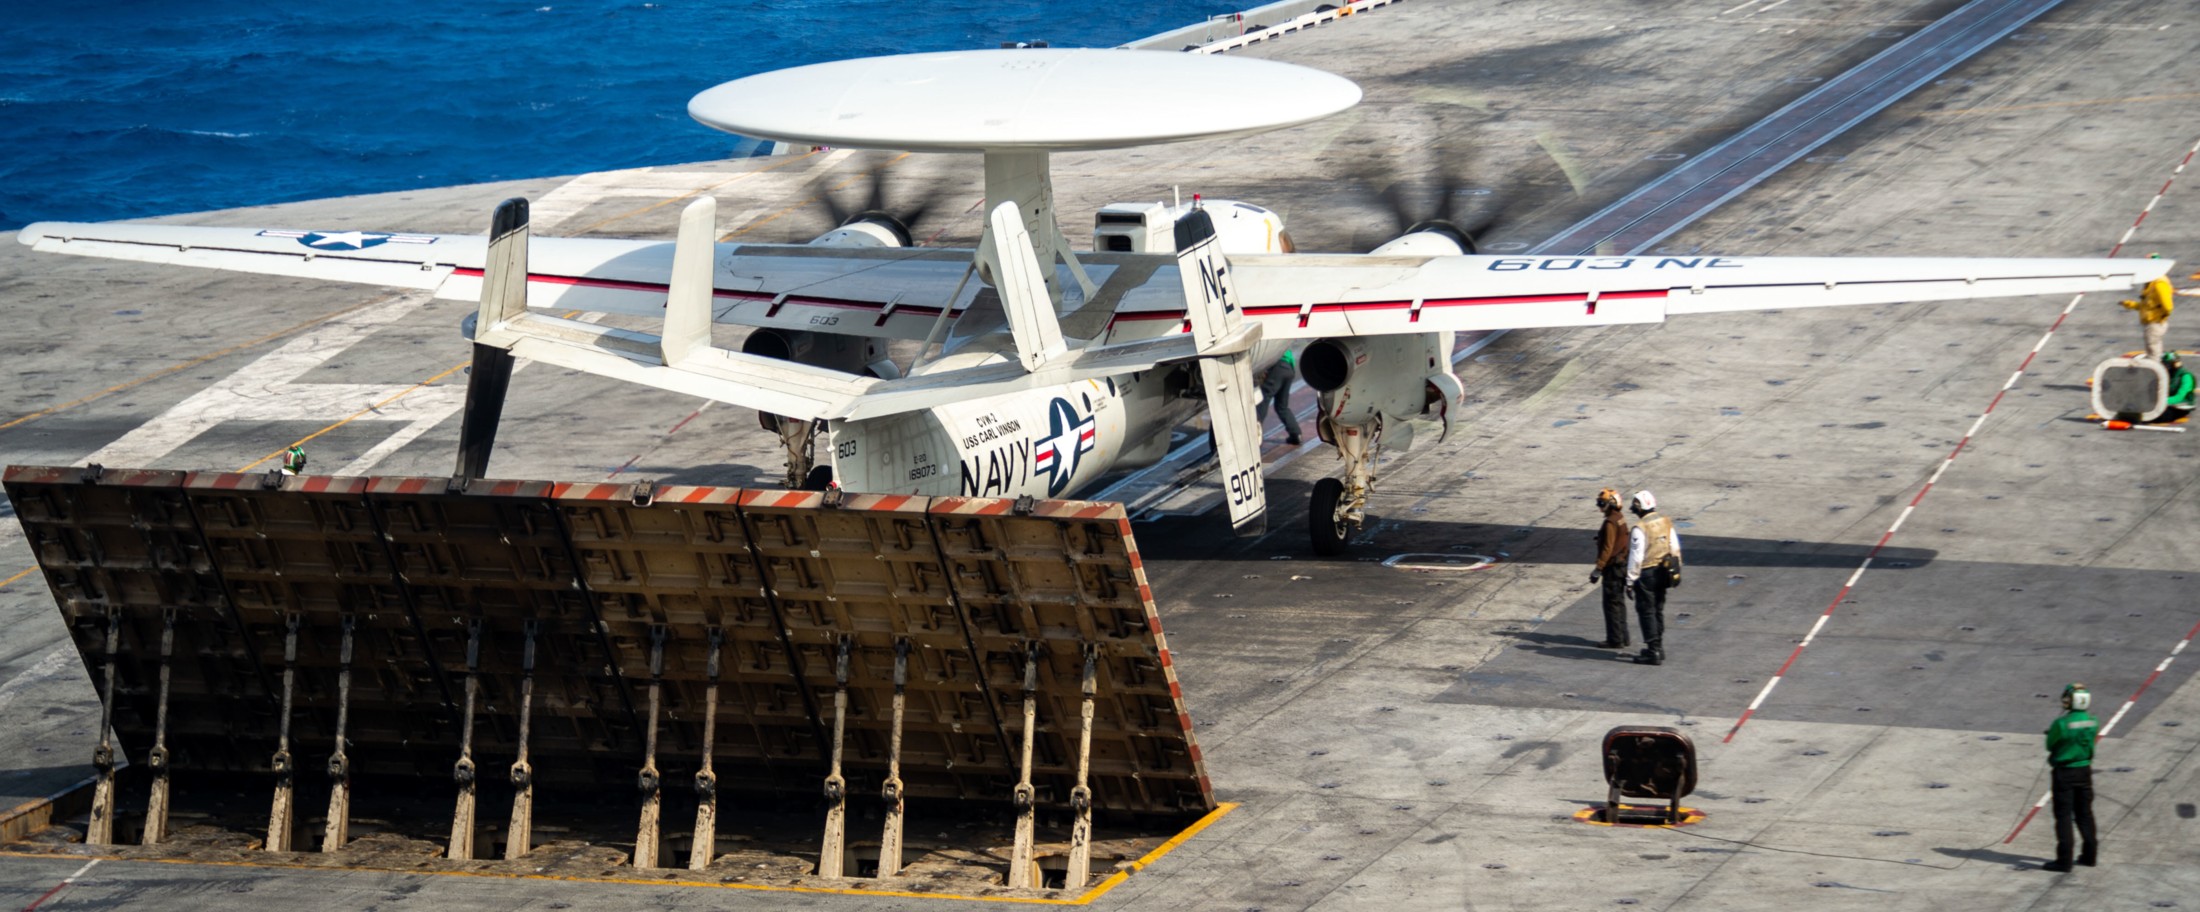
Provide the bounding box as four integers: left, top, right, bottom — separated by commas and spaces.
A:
662, 197, 717, 365
1174, 208, 1266, 536
985, 200, 1067, 371
478, 198, 531, 331
1173, 208, 1243, 352
455, 198, 528, 481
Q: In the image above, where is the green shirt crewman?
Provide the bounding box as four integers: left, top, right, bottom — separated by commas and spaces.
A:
2166, 352, 2195, 410
2040, 683, 2099, 872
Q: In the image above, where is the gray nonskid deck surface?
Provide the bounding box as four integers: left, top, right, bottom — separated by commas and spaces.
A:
4, 0, 2198, 909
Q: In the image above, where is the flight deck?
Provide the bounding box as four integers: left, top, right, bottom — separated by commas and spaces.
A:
3, 0, 2197, 909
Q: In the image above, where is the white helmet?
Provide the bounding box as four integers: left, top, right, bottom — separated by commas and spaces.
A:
1631, 490, 1657, 511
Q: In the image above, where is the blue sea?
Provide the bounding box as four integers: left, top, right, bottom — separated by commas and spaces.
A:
0, 0, 1236, 230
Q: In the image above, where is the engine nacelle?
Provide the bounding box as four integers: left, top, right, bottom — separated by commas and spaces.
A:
741, 329, 880, 374
1301, 333, 1463, 431
1369, 221, 1474, 257
743, 330, 895, 436
808, 214, 914, 249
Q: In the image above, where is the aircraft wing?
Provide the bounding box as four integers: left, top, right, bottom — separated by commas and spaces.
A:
16, 220, 988, 342
1190, 253, 2170, 340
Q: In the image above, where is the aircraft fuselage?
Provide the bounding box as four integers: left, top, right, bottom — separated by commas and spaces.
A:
824, 363, 1211, 500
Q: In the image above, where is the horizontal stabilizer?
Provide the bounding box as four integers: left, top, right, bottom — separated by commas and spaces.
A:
472, 310, 872, 419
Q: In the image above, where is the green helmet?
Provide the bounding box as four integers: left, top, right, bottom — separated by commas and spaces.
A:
2166, 352, 2182, 365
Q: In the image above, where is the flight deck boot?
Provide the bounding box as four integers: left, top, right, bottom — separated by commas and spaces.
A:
1633, 645, 1664, 666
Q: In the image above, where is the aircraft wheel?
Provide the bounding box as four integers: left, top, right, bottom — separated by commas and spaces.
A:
801, 466, 834, 491
1310, 477, 1348, 556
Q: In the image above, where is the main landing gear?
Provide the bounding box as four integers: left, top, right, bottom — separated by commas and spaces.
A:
1310, 478, 1348, 555
1307, 417, 1379, 556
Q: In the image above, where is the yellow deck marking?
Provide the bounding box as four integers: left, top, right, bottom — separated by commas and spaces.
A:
0, 803, 1239, 904
233, 362, 468, 473
1572, 805, 1706, 828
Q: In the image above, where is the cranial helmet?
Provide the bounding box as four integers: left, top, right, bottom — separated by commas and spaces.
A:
1597, 488, 1620, 509
1631, 490, 1657, 512
2166, 351, 2183, 366
2063, 683, 2091, 711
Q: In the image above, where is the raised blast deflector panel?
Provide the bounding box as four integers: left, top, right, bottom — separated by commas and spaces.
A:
3, 466, 1212, 816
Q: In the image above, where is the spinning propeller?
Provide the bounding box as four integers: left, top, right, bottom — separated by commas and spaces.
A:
805, 153, 963, 248
1349, 144, 1521, 256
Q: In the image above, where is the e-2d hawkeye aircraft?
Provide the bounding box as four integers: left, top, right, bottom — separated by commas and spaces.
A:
17, 49, 2171, 554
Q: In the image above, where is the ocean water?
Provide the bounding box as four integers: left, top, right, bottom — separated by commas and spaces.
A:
0, 0, 1236, 230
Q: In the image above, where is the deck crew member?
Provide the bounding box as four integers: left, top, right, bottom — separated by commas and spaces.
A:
1589, 489, 1631, 649
1624, 491, 1681, 666
2164, 352, 2195, 416
2121, 275, 2175, 359
1256, 349, 1302, 445
2040, 683, 2099, 872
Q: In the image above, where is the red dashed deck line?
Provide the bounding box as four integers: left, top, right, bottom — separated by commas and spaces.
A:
21, 859, 99, 912
1724, 136, 2200, 744
608, 403, 714, 480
